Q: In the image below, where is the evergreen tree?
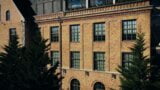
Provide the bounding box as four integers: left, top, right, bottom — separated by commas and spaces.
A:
0, 35, 23, 90
0, 30, 61, 90
22, 29, 61, 90
118, 33, 150, 90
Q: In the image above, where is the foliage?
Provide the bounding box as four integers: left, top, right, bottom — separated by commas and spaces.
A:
0, 30, 61, 90
118, 33, 151, 90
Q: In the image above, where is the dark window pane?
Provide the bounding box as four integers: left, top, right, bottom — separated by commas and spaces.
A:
9, 28, 16, 42
50, 26, 59, 42
51, 51, 59, 66
94, 82, 105, 90
70, 25, 80, 42
94, 23, 105, 41
71, 79, 80, 90
94, 52, 105, 71
122, 20, 137, 40
66, 0, 86, 10
89, 0, 112, 7
70, 52, 80, 69
122, 52, 133, 69
6, 10, 10, 21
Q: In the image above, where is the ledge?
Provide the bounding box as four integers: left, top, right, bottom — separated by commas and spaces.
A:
35, 0, 151, 23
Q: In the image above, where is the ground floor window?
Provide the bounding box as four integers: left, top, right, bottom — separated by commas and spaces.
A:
94, 82, 105, 90
71, 79, 80, 90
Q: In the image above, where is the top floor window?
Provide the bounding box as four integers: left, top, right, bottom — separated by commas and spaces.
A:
122, 19, 137, 40
94, 23, 105, 41
66, 0, 86, 10
89, 0, 112, 7
6, 10, 10, 21
50, 26, 59, 42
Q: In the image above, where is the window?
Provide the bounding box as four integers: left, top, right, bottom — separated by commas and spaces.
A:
51, 51, 59, 66
66, 0, 86, 10
70, 52, 80, 69
94, 23, 105, 41
70, 79, 80, 90
94, 82, 105, 90
53, 0, 61, 12
70, 25, 80, 42
6, 10, 10, 21
37, 4, 44, 15
44, 2, 52, 14
89, 0, 112, 7
9, 28, 16, 42
50, 26, 59, 42
122, 20, 137, 40
94, 52, 105, 71
122, 53, 133, 69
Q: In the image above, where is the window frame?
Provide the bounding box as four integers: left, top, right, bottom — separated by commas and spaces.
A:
89, 0, 112, 7
9, 28, 16, 42
122, 52, 134, 69
66, 0, 86, 11
6, 10, 10, 21
50, 51, 59, 66
93, 52, 105, 71
94, 82, 105, 90
70, 51, 80, 69
70, 24, 80, 42
70, 79, 80, 90
122, 19, 137, 41
93, 22, 105, 42
50, 26, 59, 42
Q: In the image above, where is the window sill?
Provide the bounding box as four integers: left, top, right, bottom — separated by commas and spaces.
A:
122, 40, 136, 42
70, 68, 80, 71
93, 70, 105, 72
51, 42, 59, 43
70, 42, 80, 43
93, 41, 106, 43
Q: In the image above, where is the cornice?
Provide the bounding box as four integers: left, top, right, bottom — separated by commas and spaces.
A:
34, 1, 152, 24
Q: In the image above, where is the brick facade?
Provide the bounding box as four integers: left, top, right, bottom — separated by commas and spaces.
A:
0, 0, 25, 52
0, 0, 154, 90
35, 1, 151, 90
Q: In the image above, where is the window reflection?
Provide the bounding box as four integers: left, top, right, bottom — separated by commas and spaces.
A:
89, 0, 112, 7
66, 0, 86, 10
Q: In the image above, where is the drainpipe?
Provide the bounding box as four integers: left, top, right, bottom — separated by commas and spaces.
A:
21, 20, 25, 46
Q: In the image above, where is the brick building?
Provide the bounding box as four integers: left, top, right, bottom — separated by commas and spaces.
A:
0, 0, 25, 52
1, 0, 160, 90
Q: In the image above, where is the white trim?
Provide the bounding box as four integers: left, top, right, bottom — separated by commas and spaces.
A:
113, 0, 116, 4
86, 0, 89, 8
62, 67, 120, 75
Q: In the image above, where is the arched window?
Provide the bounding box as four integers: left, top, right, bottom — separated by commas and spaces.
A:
70, 79, 80, 90
94, 82, 105, 90
6, 10, 10, 21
